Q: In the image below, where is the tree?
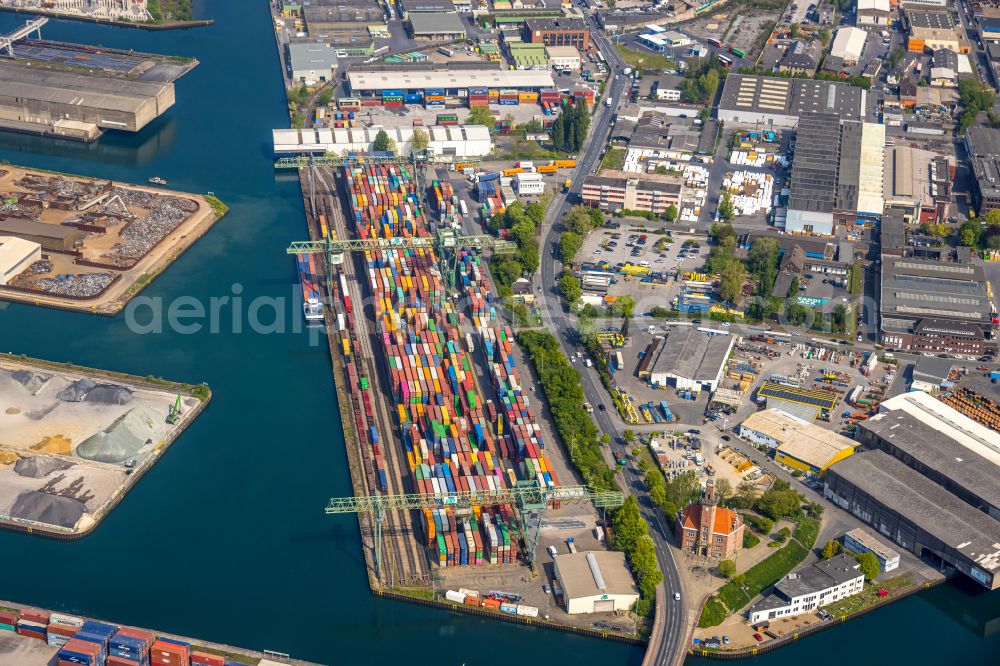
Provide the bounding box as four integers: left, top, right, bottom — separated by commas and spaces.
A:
819, 28, 831, 46
718, 191, 735, 222
410, 128, 429, 150
734, 480, 758, 509
559, 231, 584, 263
983, 209, 1000, 228
649, 484, 667, 509
856, 551, 881, 582
787, 276, 800, 298
805, 501, 824, 519
551, 115, 566, 150
714, 478, 733, 506
615, 295, 635, 318
317, 88, 333, 107
718, 559, 737, 578
559, 273, 582, 303
821, 540, 842, 560
526, 202, 546, 225
719, 261, 747, 304
790, 23, 800, 37
612, 496, 647, 554
372, 129, 394, 153
665, 204, 678, 222
466, 106, 496, 127
960, 218, 982, 247
623, 429, 635, 442
601, 433, 611, 444
754, 483, 803, 520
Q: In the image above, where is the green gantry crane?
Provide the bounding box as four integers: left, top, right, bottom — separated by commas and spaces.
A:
326, 482, 624, 581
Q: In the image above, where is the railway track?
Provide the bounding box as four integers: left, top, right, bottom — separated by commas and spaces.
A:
314, 166, 429, 587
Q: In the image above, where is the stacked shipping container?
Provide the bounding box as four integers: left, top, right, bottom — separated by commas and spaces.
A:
334, 163, 559, 567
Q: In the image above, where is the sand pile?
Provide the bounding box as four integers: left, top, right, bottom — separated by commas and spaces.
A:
56, 379, 133, 405
32, 435, 72, 455
11, 370, 50, 394
0, 451, 19, 466
76, 405, 158, 464
14, 456, 73, 478
9, 491, 85, 529
5, 407, 19, 415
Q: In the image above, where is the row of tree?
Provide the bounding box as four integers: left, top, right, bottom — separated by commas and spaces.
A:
611, 496, 664, 617
550, 101, 590, 153
486, 200, 545, 291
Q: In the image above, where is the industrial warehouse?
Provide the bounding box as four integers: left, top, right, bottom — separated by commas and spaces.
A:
345, 64, 556, 98
717, 74, 866, 128
738, 409, 858, 476
272, 125, 493, 157
878, 254, 995, 357
640, 329, 734, 392
0, 23, 196, 141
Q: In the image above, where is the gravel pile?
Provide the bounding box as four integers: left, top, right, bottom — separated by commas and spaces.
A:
11, 370, 50, 394
36, 273, 114, 297
76, 405, 158, 464
56, 378, 132, 405
9, 490, 86, 528
14, 456, 74, 479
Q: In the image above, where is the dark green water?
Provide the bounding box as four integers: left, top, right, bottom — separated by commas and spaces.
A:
0, 4, 996, 665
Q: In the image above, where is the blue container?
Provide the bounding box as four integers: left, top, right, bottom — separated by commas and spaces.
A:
80, 621, 117, 638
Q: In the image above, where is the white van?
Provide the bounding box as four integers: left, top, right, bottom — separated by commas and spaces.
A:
548, 546, 558, 558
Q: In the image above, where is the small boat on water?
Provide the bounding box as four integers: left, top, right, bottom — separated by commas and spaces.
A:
148, 176, 167, 185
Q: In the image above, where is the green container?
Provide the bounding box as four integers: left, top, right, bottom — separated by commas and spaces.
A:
0, 624, 14, 632
360, 377, 369, 390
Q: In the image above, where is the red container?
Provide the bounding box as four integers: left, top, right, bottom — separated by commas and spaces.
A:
19, 610, 50, 624
47, 623, 78, 638
0, 611, 17, 624
191, 652, 225, 666
151, 639, 189, 666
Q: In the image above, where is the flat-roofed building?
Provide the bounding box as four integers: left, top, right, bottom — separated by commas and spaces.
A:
884, 145, 953, 223
965, 126, 1000, 215
857, 0, 891, 25
825, 449, 1000, 590
0, 218, 82, 252
287, 43, 339, 84
580, 171, 684, 214
524, 18, 590, 50
857, 391, 1000, 520
0, 61, 176, 140
717, 75, 865, 128
0, 236, 41, 286
346, 65, 555, 95
407, 12, 467, 40
738, 408, 857, 476
879, 254, 994, 357
546, 45, 581, 70
554, 551, 639, 614
645, 328, 735, 392
303, 2, 385, 37
843, 529, 901, 573
272, 125, 493, 158
755, 381, 840, 421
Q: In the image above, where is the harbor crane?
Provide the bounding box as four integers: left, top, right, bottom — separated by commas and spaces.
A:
325, 482, 624, 581
0, 17, 46, 58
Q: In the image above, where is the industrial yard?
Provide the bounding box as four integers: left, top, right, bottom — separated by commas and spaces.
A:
0, 165, 223, 314
0, 354, 206, 536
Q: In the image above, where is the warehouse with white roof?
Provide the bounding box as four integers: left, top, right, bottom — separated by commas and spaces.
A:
554, 551, 639, 614
346, 67, 555, 95
272, 125, 493, 158
830, 27, 867, 65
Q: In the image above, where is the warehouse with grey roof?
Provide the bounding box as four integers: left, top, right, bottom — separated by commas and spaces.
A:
645, 329, 734, 392
825, 449, 1000, 590
717, 74, 866, 128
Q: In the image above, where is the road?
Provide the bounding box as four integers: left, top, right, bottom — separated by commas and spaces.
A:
534, 23, 689, 666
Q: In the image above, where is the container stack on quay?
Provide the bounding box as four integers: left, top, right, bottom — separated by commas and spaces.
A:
445, 589, 540, 617
332, 162, 561, 568
0, 607, 239, 666
433, 178, 461, 226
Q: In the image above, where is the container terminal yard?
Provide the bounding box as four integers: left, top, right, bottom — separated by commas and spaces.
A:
0, 599, 322, 666
0, 165, 223, 314
0, 353, 207, 537
292, 158, 631, 633
0, 18, 197, 141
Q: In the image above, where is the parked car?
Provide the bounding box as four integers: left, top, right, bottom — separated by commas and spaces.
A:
754, 633, 764, 642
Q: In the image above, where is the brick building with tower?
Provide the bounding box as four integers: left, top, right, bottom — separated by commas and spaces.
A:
676, 480, 744, 559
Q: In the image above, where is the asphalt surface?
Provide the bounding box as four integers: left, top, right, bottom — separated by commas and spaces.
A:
534, 23, 689, 666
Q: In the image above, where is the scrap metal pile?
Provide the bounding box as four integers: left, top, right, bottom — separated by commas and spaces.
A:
104, 188, 198, 265
35, 273, 115, 298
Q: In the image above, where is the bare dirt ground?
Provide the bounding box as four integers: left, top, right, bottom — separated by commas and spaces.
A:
684, 4, 784, 58
0, 165, 222, 315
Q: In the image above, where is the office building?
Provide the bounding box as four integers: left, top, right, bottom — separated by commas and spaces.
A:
857, 0, 891, 25
843, 529, 901, 573
523, 18, 590, 51
748, 554, 865, 624
966, 127, 1000, 215
580, 171, 684, 214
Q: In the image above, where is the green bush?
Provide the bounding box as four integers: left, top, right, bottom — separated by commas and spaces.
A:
698, 596, 729, 628
743, 531, 760, 548
742, 513, 773, 534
